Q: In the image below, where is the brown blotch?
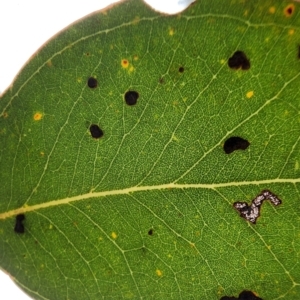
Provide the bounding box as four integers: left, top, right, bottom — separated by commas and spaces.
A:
284, 4, 295, 17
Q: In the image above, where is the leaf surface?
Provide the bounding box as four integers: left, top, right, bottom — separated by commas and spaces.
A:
1, 0, 300, 299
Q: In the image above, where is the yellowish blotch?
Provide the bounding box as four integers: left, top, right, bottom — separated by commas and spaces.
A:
243, 10, 249, 17
77, 77, 82, 83
111, 232, 117, 239
3, 112, 8, 118
289, 29, 295, 35
284, 4, 295, 17
220, 59, 226, 65
269, 6, 276, 14
156, 269, 163, 277
190, 242, 195, 248
129, 66, 135, 73
40, 151, 45, 157
132, 16, 140, 25
49, 224, 53, 229
246, 91, 254, 99
133, 55, 139, 61
295, 160, 299, 171
47, 60, 52, 67
34, 112, 43, 121
121, 59, 129, 68
169, 28, 174, 36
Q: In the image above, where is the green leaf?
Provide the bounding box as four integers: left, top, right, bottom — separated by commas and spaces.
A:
1, 0, 300, 299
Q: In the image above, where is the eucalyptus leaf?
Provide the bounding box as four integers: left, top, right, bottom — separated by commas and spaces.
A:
1, 0, 300, 299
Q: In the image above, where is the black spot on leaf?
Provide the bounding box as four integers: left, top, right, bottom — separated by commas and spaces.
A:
87, 77, 98, 88
89, 124, 103, 139
179, 66, 184, 73
228, 51, 250, 70
148, 229, 153, 236
124, 91, 139, 106
223, 136, 250, 154
220, 290, 262, 300
14, 214, 25, 234
284, 4, 295, 17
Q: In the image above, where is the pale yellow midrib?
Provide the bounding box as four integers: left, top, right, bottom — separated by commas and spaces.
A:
0, 178, 298, 220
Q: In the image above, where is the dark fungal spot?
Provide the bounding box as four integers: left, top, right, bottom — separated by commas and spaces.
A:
14, 214, 25, 234
87, 77, 98, 88
228, 51, 250, 70
233, 190, 281, 224
284, 4, 295, 17
89, 124, 103, 139
220, 290, 262, 300
178, 66, 184, 73
124, 90, 139, 106
148, 229, 153, 236
223, 136, 249, 154
159, 77, 164, 84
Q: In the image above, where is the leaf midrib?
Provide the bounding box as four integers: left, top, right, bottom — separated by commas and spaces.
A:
1, 178, 299, 219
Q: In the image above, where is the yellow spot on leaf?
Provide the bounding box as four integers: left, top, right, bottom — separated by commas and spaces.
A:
284, 4, 295, 17
133, 55, 139, 61
111, 232, 117, 239
246, 91, 254, 98
132, 16, 140, 25
121, 59, 129, 68
49, 224, 53, 229
34, 112, 43, 121
295, 160, 299, 171
129, 66, 134, 73
220, 59, 226, 65
40, 151, 45, 157
3, 112, 8, 118
288, 29, 295, 35
77, 77, 82, 83
156, 269, 162, 277
47, 60, 52, 67
269, 6, 276, 14
169, 28, 174, 36
190, 242, 195, 248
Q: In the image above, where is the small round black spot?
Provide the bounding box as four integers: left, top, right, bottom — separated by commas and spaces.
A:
223, 136, 250, 154
228, 51, 250, 70
14, 214, 25, 234
87, 77, 98, 88
179, 66, 184, 73
124, 91, 139, 106
148, 229, 153, 236
89, 124, 103, 139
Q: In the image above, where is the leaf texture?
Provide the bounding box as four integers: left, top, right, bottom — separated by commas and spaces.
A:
1, 0, 300, 299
